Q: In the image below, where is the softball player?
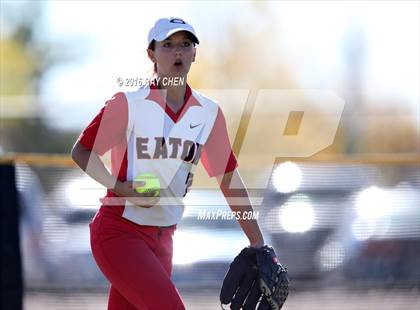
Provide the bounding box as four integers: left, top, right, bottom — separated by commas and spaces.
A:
71, 17, 265, 309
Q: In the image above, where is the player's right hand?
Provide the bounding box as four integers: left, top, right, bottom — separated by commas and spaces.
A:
112, 180, 159, 208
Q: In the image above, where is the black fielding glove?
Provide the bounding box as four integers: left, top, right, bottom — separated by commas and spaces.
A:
220, 245, 289, 310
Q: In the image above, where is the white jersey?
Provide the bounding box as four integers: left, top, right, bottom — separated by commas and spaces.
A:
78, 83, 237, 226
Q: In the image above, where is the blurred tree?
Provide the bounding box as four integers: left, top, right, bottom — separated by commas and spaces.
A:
188, 2, 418, 157
338, 25, 419, 155
188, 1, 344, 157
361, 104, 419, 153
0, 1, 78, 153
189, 2, 295, 90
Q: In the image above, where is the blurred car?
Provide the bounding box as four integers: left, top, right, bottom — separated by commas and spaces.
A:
343, 183, 420, 284
263, 161, 420, 282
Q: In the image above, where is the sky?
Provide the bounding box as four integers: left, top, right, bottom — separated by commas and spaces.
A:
2, 0, 419, 130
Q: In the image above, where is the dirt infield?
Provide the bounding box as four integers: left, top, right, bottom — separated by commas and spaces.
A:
25, 287, 420, 310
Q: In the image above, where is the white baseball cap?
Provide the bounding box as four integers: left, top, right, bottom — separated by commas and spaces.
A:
147, 17, 199, 47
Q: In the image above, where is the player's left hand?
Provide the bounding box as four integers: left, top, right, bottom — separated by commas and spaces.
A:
220, 245, 289, 310
112, 180, 159, 207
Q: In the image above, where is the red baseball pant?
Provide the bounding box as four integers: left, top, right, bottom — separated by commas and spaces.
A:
89, 210, 185, 310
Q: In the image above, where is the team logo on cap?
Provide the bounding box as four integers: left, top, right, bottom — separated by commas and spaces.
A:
170, 18, 186, 24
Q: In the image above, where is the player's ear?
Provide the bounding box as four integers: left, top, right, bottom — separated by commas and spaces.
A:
192, 48, 196, 62
147, 49, 156, 64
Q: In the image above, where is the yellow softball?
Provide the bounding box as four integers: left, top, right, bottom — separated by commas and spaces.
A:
134, 173, 160, 197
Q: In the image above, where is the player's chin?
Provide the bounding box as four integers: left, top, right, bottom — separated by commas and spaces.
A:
171, 64, 190, 75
